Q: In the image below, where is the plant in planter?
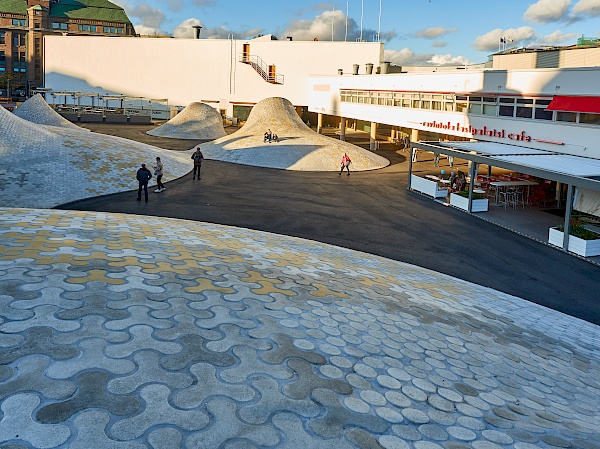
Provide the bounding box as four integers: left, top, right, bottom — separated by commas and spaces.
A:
449, 190, 489, 212
548, 219, 600, 257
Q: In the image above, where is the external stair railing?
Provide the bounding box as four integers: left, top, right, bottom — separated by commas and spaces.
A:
239, 53, 284, 84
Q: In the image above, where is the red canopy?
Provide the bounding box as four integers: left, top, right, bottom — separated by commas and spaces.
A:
546, 96, 600, 114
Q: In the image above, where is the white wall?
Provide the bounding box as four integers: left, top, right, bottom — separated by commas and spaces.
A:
309, 69, 600, 158
44, 35, 382, 114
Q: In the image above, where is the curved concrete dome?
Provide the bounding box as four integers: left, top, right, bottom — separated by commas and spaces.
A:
0, 105, 193, 208
0, 208, 598, 448
13, 93, 84, 130
200, 97, 389, 171
147, 102, 227, 140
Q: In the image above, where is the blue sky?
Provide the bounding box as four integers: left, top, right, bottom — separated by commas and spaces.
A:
112, 0, 600, 65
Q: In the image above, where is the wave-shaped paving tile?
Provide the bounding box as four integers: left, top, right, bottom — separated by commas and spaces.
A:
147, 102, 227, 140
0, 208, 599, 448
13, 94, 84, 130
200, 97, 389, 171
0, 106, 193, 208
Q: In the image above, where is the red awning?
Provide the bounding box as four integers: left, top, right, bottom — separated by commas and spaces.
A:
547, 96, 600, 114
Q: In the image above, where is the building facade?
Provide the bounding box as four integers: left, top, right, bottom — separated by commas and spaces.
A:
309, 67, 600, 159
43, 35, 383, 118
0, 0, 135, 96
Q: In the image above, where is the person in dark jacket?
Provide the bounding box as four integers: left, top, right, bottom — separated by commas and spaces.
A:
136, 163, 152, 202
191, 147, 204, 180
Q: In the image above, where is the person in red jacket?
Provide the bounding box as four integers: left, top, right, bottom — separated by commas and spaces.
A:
339, 153, 351, 176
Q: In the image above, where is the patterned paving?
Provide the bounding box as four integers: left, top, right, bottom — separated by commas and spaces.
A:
0, 208, 599, 449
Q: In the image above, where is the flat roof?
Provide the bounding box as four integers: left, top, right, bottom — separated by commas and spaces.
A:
415, 141, 600, 191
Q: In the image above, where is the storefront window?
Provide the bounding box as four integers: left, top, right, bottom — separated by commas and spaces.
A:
579, 113, 600, 125
556, 112, 577, 123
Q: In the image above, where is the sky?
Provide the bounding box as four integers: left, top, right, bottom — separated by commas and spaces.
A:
111, 0, 600, 66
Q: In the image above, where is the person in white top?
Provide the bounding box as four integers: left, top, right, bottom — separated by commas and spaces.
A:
154, 157, 165, 192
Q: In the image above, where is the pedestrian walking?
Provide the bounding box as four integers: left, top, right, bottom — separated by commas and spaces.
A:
154, 157, 165, 192
339, 153, 351, 176
136, 163, 152, 202
191, 147, 204, 180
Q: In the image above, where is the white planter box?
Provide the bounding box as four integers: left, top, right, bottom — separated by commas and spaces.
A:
450, 193, 489, 212
411, 175, 448, 198
548, 227, 600, 257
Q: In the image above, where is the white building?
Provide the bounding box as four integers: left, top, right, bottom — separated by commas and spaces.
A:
308, 67, 600, 158
43, 34, 383, 119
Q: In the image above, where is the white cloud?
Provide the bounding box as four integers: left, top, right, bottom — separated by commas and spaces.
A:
573, 0, 600, 15
133, 24, 169, 36
473, 27, 536, 51
415, 27, 457, 39
537, 30, 578, 44
432, 41, 448, 48
523, 0, 571, 23
127, 4, 166, 28
384, 48, 471, 66
172, 18, 262, 40
282, 9, 395, 42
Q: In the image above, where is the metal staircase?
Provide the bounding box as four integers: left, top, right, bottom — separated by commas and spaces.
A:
239, 53, 284, 84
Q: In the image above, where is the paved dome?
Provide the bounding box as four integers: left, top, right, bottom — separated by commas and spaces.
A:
0, 208, 598, 449
13, 94, 84, 130
200, 97, 389, 171
0, 106, 193, 208
147, 102, 227, 140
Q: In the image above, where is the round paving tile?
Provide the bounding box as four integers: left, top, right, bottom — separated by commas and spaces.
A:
446, 426, 477, 441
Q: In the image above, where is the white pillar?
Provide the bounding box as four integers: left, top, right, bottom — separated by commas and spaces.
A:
317, 113, 323, 134
340, 117, 346, 141
370, 121, 378, 151
411, 129, 419, 162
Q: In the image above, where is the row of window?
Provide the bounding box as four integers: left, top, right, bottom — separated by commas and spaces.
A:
76, 24, 125, 33
12, 19, 26, 27
0, 32, 27, 47
339, 90, 600, 126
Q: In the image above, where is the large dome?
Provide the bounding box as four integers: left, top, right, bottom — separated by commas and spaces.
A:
147, 102, 227, 140
0, 105, 193, 208
13, 94, 84, 130
200, 97, 389, 171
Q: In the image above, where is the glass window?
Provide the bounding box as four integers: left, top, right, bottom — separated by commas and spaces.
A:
483, 104, 496, 116
60, 23, 68, 30
0, 32, 4, 45
402, 98, 411, 108
52, 22, 60, 29
110, 27, 116, 33
534, 108, 553, 120
469, 96, 482, 102
557, 112, 577, 122
455, 101, 467, 113
499, 97, 514, 104
516, 98, 534, 104
516, 106, 533, 118
483, 97, 496, 103
445, 102, 454, 112
104, 26, 110, 33
12, 19, 26, 26
90, 25, 97, 32
468, 103, 482, 114
499, 105, 514, 117
579, 113, 600, 125
535, 99, 552, 106
117, 28, 123, 34
431, 101, 442, 110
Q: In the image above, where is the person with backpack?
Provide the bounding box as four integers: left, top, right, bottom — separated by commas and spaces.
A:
136, 163, 152, 202
339, 153, 351, 176
191, 147, 204, 180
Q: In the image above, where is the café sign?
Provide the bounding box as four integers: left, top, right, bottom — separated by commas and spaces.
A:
421, 120, 532, 142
